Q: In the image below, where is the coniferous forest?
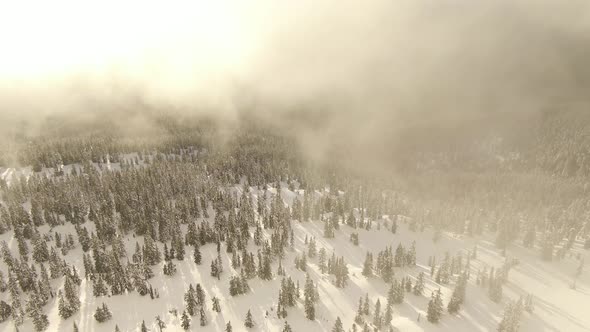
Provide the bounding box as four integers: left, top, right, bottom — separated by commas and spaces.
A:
1, 0, 590, 330
0, 108, 588, 332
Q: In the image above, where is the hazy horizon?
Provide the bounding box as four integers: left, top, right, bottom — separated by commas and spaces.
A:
1, 0, 589, 122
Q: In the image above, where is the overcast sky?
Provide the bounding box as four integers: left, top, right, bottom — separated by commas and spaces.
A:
0, 0, 588, 130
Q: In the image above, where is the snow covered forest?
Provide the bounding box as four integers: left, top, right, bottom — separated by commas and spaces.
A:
0, 108, 589, 332
1, 0, 590, 331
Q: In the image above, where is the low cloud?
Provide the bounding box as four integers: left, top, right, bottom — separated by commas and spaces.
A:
1, 0, 589, 170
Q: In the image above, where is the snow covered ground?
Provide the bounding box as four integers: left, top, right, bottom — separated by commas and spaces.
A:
0, 181, 588, 332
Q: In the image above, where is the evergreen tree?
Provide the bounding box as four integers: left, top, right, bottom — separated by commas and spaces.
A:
383, 304, 393, 327
450, 271, 468, 312
498, 299, 524, 332
212, 296, 221, 312
184, 285, 197, 316
211, 259, 221, 279
94, 303, 112, 323
225, 321, 233, 332
427, 289, 444, 323
332, 316, 344, 332
308, 237, 317, 258
195, 284, 206, 307
350, 232, 359, 245
323, 218, 335, 238
363, 293, 370, 315
362, 252, 373, 277
0, 271, 6, 293
277, 260, 286, 276
354, 297, 364, 325
245, 309, 255, 328
93, 275, 108, 297
394, 244, 405, 267
447, 292, 461, 314
489, 274, 503, 303
373, 299, 382, 328
407, 241, 417, 266
8, 270, 24, 325
173, 235, 185, 260
391, 279, 404, 304
282, 321, 293, 332
64, 275, 81, 313
26, 290, 49, 332
143, 235, 161, 265
58, 290, 74, 319
276, 298, 287, 319
33, 311, 49, 331
193, 245, 202, 265
199, 307, 207, 326
318, 248, 327, 274
163, 260, 177, 276
260, 254, 273, 280
181, 310, 191, 330
32, 236, 50, 263
405, 277, 413, 292
0, 300, 10, 323
38, 265, 52, 304
304, 274, 316, 320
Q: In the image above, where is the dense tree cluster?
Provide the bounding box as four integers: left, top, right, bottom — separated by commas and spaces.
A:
0, 115, 584, 331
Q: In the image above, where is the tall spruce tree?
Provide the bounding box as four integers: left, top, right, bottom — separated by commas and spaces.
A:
304, 274, 316, 320
199, 307, 207, 326
498, 299, 524, 332
373, 299, 382, 328
427, 289, 444, 323
244, 309, 255, 328
181, 310, 191, 330
332, 317, 344, 332
193, 245, 202, 265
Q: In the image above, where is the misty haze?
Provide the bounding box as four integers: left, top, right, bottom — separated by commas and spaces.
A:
0, 0, 589, 331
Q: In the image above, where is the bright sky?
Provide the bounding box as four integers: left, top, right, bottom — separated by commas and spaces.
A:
0, 0, 587, 117
0, 0, 254, 79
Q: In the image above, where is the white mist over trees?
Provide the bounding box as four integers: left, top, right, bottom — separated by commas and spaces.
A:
0, 1, 589, 332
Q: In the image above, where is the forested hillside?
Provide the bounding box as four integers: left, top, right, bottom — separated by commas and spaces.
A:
0, 108, 588, 332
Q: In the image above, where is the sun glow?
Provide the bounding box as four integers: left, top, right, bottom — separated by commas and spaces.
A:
0, 0, 251, 80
